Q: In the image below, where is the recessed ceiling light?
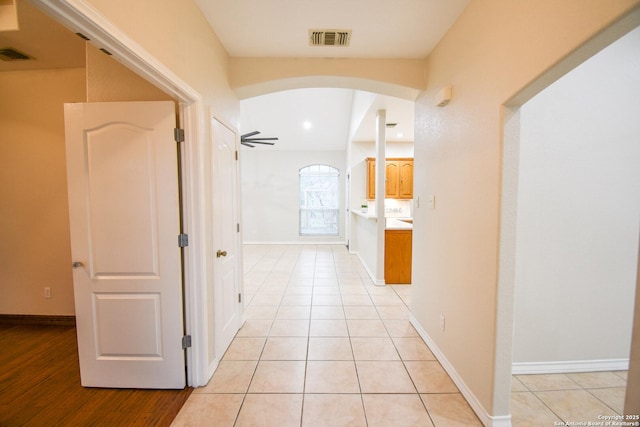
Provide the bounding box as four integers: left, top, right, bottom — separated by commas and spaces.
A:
303, 121, 312, 130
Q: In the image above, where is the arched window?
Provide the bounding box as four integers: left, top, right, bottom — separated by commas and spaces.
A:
299, 164, 339, 236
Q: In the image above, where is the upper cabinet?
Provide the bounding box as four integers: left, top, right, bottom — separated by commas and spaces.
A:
367, 157, 376, 200
397, 160, 414, 198
366, 157, 413, 200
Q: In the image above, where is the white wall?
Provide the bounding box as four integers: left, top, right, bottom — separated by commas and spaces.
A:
513, 27, 640, 369
241, 149, 346, 243
387, 141, 415, 158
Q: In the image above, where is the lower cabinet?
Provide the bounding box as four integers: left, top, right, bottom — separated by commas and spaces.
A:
384, 229, 412, 284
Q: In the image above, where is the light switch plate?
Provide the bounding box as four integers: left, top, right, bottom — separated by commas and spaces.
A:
427, 195, 436, 209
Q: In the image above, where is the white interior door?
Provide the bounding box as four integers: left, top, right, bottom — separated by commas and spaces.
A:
64, 101, 185, 389
211, 117, 242, 358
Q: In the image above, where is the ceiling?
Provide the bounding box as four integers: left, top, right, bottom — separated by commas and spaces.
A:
194, 0, 469, 59
2, 0, 469, 152
0, 0, 84, 72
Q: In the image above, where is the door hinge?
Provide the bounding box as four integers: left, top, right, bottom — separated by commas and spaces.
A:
238, 293, 242, 303
174, 128, 185, 143
237, 223, 240, 233
178, 233, 189, 247
235, 150, 238, 161
182, 335, 192, 349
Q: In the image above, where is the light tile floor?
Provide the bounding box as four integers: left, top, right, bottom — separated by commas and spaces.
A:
172, 244, 628, 426
511, 371, 628, 426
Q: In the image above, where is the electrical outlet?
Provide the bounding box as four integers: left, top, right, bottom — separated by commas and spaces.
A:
44, 287, 52, 299
439, 314, 445, 331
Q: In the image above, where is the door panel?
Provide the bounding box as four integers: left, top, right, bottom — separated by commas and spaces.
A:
86, 124, 159, 276
385, 161, 399, 198
94, 293, 162, 358
398, 160, 414, 199
65, 101, 185, 389
211, 117, 242, 359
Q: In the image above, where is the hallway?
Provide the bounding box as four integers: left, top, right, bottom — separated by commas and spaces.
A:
171, 244, 629, 425
172, 244, 481, 426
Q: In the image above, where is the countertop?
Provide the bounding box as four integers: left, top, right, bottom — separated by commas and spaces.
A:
385, 218, 413, 230
351, 210, 413, 230
351, 210, 377, 220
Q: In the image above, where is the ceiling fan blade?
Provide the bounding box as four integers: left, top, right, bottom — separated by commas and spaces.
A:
241, 131, 260, 139
242, 137, 279, 142
240, 130, 277, 147
247, 141, 275, 145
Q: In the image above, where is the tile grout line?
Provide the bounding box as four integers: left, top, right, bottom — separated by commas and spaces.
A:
335, 245, 371, 427
299, 245, 318, 427
233, 245, 276, 427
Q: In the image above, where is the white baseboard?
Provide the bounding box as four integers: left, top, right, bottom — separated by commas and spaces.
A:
206, 357, 220, 385
512, 358, 629, 375
243, 241, 347, 245
352, 251, 383, 285
409, 314, 512, 427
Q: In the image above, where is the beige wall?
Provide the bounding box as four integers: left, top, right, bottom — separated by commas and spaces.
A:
229, 58, 426, 100
86, 43, 173, 102
0, 68, 85, 315
84, 0, 239, 125
411, 0, 640, 419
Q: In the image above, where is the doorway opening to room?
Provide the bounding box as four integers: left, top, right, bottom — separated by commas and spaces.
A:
1, 0, 207, 390
499, 25, 640, 421
238, 88, 416, 288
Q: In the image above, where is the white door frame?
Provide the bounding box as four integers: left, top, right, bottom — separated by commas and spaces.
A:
33, 0, 210, 386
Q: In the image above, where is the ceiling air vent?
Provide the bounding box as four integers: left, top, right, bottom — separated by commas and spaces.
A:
0, 47, 33, 61
309, 29, 351, 47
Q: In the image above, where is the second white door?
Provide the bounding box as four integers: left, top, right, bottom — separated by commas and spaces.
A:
211, 117, 243, 359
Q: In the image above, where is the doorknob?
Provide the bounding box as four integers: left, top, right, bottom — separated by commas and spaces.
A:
216, 250, 227, 258
72, 261, 84, 268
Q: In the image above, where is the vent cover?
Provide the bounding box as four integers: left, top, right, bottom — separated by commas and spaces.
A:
309, 29, 351, 47
0, 47, 33, 61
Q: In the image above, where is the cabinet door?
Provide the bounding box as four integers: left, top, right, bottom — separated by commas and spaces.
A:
366, 158, 376, 200
385, 161, 400, 198
398, 160, 414, 199
384, 229, 413, 284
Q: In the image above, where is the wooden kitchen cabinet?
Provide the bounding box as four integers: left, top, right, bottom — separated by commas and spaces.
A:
397, 160, 413, 198
366, 157, 413, 200
385, 161, 399, 198
385, 229, 412, 284
366, 157, 376, 200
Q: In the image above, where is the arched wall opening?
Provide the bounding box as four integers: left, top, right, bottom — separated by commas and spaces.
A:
236, 78, 417, 285
230, 70, 425, 101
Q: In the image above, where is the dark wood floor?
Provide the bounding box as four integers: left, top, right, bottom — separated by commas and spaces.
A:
0, 323, 192, 427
